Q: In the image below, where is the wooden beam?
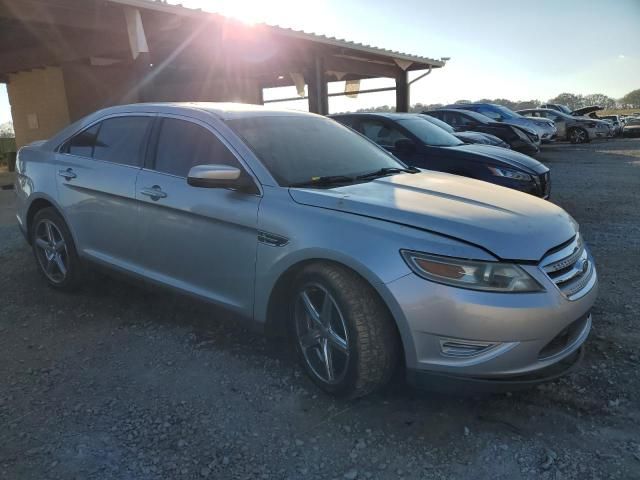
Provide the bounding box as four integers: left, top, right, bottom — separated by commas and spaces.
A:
307, 55, 328, 115
395, 69, 409, 112
0, 31, 131, 75
324, 54, 401, 80
0, 0, 124, 32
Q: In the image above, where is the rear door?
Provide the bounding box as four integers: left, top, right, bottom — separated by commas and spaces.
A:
135, 115, 261, 316
55, 114, 154, 268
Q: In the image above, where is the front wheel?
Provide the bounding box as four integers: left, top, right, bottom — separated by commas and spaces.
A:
31, 208, 82, 290
568, 127, 588, 144
290, 263, 400, 398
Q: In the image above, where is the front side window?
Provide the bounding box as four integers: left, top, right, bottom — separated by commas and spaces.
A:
93, 117, 151, 167
154, 118, 240, 177
64, 124, 100, 157
397, 118, 463, 147
227, 116, 402, 186
358, 120, 411, 148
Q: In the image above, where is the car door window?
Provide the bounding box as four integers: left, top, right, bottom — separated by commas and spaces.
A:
63, 124, 100, 157
478, 108, 501, 121
154, 118, 240, 177
358, 120, 410, 148
92, 116, 152, 167
456, 113, 477, 127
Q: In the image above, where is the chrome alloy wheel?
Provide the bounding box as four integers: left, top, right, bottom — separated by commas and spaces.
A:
571, 128, 587, 143
294, 284, 350, 384
34, 219, 69, 283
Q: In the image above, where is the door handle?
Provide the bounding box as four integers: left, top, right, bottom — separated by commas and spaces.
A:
140, 185, 167, 200
58, 168, 77, 180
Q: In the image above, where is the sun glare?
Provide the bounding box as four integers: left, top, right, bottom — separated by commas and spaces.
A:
179, 0, 316, 27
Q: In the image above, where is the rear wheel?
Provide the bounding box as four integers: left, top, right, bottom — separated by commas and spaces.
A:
31, 208, 81, 290
568, 127, 588, 144
290, 263, 400, 398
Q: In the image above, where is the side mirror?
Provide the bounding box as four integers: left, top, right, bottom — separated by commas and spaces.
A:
394, 139, 416, 154
187, 164, 253, 191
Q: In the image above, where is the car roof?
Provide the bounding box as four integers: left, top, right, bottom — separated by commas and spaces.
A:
445, 103, 497, 108
330, 112, 421, 120
90, 102, 316, 120
518, 108, 558, 113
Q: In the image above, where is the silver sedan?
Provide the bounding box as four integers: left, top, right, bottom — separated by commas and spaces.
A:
14, 103, 598, 398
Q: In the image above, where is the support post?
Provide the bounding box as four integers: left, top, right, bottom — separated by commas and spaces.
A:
395, 69, 409, 112
307, 55, 328, 115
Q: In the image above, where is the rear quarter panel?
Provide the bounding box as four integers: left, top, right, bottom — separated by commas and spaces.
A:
15, 144, 61, 237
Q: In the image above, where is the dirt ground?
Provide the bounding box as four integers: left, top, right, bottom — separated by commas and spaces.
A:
1, 139, 639, 480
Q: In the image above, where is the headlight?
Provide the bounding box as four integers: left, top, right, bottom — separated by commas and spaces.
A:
487, 166, 532, 181
513, 127, 530, 141
400, 251, 544, 292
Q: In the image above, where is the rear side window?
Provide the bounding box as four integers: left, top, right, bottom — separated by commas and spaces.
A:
154, 118, 240, 177
62, 116, 151, 167
93, 117, 151, 167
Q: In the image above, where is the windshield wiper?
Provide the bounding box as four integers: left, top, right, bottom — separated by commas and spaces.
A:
289, 175, 356, 188
356, 166, 420, 180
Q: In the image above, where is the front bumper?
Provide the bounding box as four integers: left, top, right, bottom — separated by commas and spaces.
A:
407, 345, 585, 393
385, 261, 598, 384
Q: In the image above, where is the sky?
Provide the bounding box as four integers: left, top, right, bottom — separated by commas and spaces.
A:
1, 0, 639, 122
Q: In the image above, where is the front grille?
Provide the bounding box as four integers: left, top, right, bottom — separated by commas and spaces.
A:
540, 235, 595, 300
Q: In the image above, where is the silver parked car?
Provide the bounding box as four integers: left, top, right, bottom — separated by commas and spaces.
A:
15, 103, 598, 398
518, 108, 610, 143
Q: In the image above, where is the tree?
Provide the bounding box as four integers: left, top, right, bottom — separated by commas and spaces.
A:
547, 93, 584, 110
511, 99, 541, 110
621, 88, 640, 108
583, 93, 616, 109
0, 122, 14, 138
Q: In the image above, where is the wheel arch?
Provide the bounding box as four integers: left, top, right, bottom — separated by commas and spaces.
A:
262, 255, 410, 366
25, 195, 74, 246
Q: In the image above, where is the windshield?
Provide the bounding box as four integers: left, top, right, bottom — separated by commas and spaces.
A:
452, 109, 492, 124
419, 115, 455, 133
493, 105, 519, 119
226, 116, 404, 186
549, 110, 573, 120
397, 117, 463, 147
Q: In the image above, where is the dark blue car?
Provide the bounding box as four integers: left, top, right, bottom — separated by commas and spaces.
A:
330, 112, 550, 198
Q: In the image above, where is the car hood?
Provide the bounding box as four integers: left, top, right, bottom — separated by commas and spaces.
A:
504, 118, 545, 135
527, 117, 556, 129
448, 144, 548, 174
289, 172, 575, 261
572, 105, 603, 116
454, 131, 501, 145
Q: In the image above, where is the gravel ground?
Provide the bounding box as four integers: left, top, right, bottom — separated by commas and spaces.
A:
1, 139, 639, 480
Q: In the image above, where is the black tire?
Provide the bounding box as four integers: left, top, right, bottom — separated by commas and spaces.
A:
290, 262, 400, 398
31, 207, 82, 291
568, 127, 588, 144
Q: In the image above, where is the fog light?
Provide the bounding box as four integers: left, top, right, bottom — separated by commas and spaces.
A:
439, 339, 496, 358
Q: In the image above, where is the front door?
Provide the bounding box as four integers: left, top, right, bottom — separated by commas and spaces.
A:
135, 116, 261, 316
55, 114, 153, 268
